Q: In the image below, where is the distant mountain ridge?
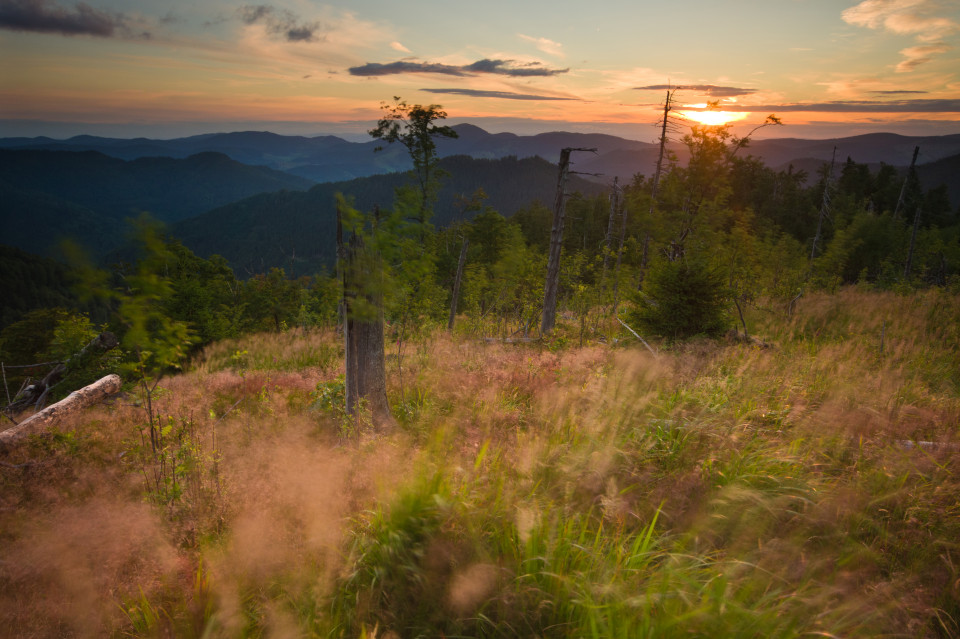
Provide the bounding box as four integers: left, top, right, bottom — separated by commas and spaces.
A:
0, 148, 603, 273
4, 125, 958, 188
3, 127, 957, 276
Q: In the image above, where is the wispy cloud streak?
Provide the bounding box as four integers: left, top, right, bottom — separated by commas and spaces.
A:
421, 88, 576, 100
349, 58, 568, 77
717, 99, 960, 112
518, 34, 564, 57
634, 84, 758, 97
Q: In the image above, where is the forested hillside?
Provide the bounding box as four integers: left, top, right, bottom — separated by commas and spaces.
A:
0, 246, 88, 328
173, 154, 605, 276
0, 149, 314, 257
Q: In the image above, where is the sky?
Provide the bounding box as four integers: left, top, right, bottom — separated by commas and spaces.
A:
1, 0, 959, 141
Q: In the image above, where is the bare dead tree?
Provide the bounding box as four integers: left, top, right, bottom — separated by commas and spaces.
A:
904, 205, 923, 279
447, 189, 485, 332
900, 147, 923, 279
640, 89, 677, 282
611, 185, 630, 315
448, 236, 469, 331
893, 146, 920, 219
810, 146, 837, 263
602, 176, 621, 274
541, 147, 597, 335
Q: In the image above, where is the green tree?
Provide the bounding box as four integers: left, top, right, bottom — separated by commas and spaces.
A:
72, 217, 195, 462
241, 267, 302, 333
628, 257, 729, 340
332, 98, 460, 426
370, 97, 459, 222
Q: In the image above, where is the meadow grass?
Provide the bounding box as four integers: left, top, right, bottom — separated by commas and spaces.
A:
0, 288, 958, 638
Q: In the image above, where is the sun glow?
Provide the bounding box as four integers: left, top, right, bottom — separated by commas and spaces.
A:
679, 105, 749, 126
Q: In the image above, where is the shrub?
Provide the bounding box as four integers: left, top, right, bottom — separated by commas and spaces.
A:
628, 258, 730, 340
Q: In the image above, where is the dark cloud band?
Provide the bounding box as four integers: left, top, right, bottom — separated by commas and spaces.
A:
0, 0, 129, 37
421, 88, 576, 101
635, 84, 758, 97
349, 58, 568, 77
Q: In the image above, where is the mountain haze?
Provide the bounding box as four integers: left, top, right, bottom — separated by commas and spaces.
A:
5, 126, 958, 193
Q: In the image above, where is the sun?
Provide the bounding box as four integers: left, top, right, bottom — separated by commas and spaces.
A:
679, 104, 749, 126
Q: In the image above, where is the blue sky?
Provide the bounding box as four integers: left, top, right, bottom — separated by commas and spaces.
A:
1, 0, 958, 139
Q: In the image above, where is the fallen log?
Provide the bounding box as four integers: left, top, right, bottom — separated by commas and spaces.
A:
0, 374, 121, 447
8, 331, 118, 411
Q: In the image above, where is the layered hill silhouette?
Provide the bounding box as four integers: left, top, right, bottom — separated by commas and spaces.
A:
5, 125, 958, 188
1, 148, 603, 274
3, 125, 957, 275
173, 154, 605, 277
0, 149, 314, 257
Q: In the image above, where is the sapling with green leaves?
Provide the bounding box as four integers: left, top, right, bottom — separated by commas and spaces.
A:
71, 218, 195, 495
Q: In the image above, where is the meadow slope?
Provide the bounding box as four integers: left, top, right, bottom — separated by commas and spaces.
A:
1, 288, 958, 638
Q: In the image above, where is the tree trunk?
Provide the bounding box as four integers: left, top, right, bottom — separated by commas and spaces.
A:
810, 146, 837, 263
904, 205, 922, 279
448, 236, 469, 331
893, 146, 920, 219
638, 90, 673, 289
1, 374, 121, 447
602, 177, 620, 274
338, 205, 393, 431
541, 147, 597, 334
541, 148, 573, 335
612, 196, 630, 315
345, 308, 391, 426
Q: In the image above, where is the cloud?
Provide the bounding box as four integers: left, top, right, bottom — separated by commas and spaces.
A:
463, 59, 567, 76
350, 60, 467, 76
715, 99, 960, 113
349, 58, 568, 77
634, 84, 758, 97
390, 41, 410, 53
842, 0, 958, 69
0, 0, 130, 37
518, 34, 564, 57
896, 43, 952, 71
868, 89, 928, 94
420, 88, 576, 101
842, 0, 958, 41
238, 4, 324, 43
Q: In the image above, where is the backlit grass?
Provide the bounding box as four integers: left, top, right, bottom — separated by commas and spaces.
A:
1, 288, 958, 638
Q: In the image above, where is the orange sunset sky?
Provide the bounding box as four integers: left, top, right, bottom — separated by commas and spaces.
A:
1, 0, 959, 140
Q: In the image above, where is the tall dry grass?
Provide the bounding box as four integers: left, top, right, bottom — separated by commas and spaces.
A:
0, 289, 957, 637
